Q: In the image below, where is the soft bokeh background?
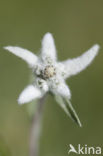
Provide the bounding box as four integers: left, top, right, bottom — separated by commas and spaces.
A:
0, 0, 103, 155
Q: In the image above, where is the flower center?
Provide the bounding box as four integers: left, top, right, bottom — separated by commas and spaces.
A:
43, 65, 56, 79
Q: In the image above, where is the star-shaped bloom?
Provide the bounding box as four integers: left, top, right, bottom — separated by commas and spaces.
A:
4, 33, 100, 127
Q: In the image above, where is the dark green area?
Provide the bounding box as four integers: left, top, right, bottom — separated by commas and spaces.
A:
0, 0, 103, 155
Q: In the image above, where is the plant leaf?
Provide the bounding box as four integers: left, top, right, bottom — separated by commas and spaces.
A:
55, 95, 82, 127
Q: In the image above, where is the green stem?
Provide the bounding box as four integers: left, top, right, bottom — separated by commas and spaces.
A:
29, 95, 46, 156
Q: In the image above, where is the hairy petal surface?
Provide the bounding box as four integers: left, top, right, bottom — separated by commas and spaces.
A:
36, 78, 49, 92
51, 81, 71, 99
18, 85, 43, 104
62, 44, 100, 79
4, 46, 38, 68
41, 33, 57, 64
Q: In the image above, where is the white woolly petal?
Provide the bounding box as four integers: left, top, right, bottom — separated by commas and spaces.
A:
36, 78, 49, 92
18, 85, 43, 104
41, 33, 57, 64
4, 46, 38, 68
62, 44, 100, 79
51, 81, 71, 99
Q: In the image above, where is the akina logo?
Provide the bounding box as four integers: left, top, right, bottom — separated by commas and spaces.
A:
68, 144, 102, 155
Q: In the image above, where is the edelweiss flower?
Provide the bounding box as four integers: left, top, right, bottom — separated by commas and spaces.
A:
4, 33, 100, 127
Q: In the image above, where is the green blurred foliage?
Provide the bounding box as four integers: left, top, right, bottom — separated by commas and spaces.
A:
0, 0, 103, 156
0, 136, 11, 156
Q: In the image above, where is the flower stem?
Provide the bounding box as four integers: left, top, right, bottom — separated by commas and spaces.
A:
29, 95, 46, 156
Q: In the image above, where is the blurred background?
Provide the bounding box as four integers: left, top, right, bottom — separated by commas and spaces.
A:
0, 0, 103, 155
